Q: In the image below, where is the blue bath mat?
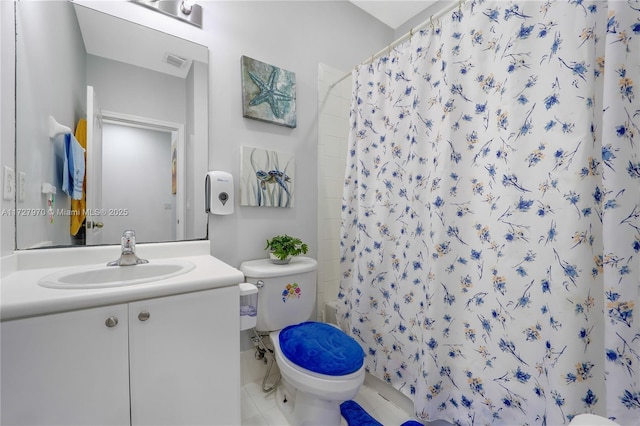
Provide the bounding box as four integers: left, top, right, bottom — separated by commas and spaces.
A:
340, 400, 425, 426
279, 321, 364, 376
340, 400, 382, 426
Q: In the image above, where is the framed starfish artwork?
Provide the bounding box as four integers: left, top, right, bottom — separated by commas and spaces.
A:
241, 56, 297, 128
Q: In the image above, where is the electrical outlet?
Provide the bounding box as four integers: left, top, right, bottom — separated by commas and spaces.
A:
3, 166, 15, 201
18, 172, 26, 202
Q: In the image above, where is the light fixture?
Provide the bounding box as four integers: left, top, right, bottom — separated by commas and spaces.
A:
131, 0, 203, 28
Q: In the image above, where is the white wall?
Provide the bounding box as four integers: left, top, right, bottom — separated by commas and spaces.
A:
1, 1, 16, 256
87, 55, 187, 125
203, 1, 394, 268
200, 2, 393, 350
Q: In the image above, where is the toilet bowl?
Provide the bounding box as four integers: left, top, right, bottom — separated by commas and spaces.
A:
239, 257, 366, 426
271, 326, 365, 425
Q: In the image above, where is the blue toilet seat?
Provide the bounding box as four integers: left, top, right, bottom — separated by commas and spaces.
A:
278, 321, 365, 376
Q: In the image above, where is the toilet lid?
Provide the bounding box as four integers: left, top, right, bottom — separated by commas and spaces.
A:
279, 321, 365, 376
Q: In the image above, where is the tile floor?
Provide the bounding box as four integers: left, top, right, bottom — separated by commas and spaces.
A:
241, 379, 414, 426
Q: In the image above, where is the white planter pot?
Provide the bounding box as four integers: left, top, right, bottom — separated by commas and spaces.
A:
269, 253, 291, 264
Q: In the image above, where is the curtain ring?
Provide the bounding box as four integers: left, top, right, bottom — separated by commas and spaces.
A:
409, 28, 414, 39
459, 0, 462, 12
430, 15, 434, 31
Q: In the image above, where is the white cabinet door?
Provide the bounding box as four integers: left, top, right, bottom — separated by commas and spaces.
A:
128, 287, 240, 426
0, 305, 130, 426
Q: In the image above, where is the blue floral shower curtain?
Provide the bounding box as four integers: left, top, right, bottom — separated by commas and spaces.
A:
337, 1, 639, 424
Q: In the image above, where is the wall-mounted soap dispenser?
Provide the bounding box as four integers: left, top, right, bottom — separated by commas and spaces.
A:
205, 171, 234, 215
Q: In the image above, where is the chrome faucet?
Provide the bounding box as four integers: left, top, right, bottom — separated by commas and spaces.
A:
107, 230, 149, 266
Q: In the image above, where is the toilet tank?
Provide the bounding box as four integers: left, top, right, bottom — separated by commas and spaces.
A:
240, 257, 317, 332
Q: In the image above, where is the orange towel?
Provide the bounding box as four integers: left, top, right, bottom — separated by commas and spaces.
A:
70, 119, 87, 236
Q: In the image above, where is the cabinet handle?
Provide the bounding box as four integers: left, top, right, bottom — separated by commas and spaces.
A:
105, 316, 119, 328
138, 311, 151, 322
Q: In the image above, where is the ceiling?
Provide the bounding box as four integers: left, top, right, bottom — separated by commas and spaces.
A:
74, 3, 207, 79
74, 0, 438, 78
349, 1, 438, 29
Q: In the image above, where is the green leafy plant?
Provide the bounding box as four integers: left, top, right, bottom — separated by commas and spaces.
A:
264, 234, 308, 262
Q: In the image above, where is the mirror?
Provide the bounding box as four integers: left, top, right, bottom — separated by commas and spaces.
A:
15, 1, 209, 249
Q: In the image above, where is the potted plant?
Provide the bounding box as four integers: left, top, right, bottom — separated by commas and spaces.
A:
265, 234, 308, 264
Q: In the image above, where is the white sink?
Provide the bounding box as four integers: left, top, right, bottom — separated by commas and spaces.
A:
38, 259, 196, 289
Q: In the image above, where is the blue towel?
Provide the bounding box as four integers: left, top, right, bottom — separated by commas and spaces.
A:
279, 321, 364, 376
62, 133, 85, 200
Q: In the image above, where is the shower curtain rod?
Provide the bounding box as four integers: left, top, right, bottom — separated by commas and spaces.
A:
331, 0, 467, 88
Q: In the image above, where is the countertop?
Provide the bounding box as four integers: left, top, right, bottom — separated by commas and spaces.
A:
0, 241, 245, 321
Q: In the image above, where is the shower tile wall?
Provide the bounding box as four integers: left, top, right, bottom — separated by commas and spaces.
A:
317, 63, 351, 322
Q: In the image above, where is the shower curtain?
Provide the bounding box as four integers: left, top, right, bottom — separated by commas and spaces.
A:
337, 1, 639, 424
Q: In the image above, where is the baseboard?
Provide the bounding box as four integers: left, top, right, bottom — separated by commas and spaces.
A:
363, 373, 414, 417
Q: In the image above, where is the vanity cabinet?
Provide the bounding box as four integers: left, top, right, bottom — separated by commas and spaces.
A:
0, 286, 240, 426
1, 304, 130, 425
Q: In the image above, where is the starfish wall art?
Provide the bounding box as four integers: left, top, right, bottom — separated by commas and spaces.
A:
241, 56, 297, 128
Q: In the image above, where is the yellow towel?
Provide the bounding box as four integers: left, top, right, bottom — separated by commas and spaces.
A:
70, 119, 87, 236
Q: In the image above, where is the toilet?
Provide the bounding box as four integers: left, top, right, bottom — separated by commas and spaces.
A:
240, 257, 365, 426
